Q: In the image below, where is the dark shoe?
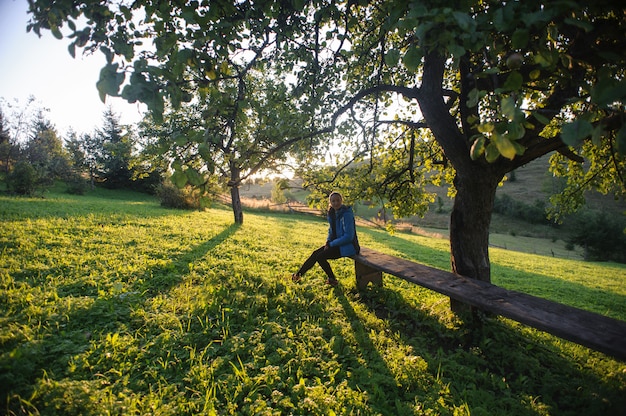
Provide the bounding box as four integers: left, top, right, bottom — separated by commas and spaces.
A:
326, 278, 338, 287
291, 273, 302, 282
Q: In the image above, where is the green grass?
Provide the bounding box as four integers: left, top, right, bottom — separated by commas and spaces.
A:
1, 188, 625, 415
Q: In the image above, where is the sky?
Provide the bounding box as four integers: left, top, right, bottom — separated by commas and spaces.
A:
0, 0, 145, 138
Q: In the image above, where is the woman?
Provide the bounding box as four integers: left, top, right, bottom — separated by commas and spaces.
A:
292, 191, 359, 286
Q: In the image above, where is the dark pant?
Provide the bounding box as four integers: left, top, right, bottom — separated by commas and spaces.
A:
297, 245, 342, 280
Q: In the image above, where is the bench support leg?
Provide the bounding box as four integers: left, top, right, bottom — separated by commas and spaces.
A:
355, 261, 383, 290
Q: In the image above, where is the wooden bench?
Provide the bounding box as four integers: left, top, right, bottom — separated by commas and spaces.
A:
353, 247, 626, 361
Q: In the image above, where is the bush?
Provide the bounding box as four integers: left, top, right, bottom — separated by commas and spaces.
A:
493, 194, 548, 224
568, 211, 626, 263
65, 174, 88, 195
6, 161, 39, 196
156, 181, 203, 209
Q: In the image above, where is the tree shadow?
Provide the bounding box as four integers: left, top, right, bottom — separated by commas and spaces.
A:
326, 284, 456, 414
352, 279, 626, 414
133, 222, 241, 296
2, 221, 241, 412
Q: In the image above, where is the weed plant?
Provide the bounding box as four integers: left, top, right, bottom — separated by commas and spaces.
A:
1, 188, 625, 415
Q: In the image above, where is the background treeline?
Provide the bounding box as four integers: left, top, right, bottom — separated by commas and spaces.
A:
493, 193, 626, 263
0, 102, 164, 197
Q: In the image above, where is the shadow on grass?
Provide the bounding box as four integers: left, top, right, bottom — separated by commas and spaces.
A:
1, 221, 241, 413
350, 281, 626, 414
330, 286, 417, 414
135, 222, 241, 296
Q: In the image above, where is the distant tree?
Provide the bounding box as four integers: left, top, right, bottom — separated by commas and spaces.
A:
138, 61, 318, 222
94, 108, 135, 189
64, 129, 86, 174
0, 97, 41, 176
0, 109, 12, 174
24, 110, 71, 185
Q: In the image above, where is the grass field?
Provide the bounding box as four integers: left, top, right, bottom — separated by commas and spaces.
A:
1, 187, 625, 415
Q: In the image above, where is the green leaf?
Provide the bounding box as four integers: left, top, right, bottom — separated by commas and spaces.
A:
561, 120, 593, 147
477, 123, 494, 133
503, 71, 523, 91
171, 170, 188, 188
452, 11, 473, 31
96, 63, 125, 103
186, 168, 205, 186
501, 96, 516, 120
384, 49, 401, 67
533, 111, 550, 125
485, 142, 500, 163
448, 43, 466, 60
508, 121, 525, 140
512, 29, 529, 49
403, 46, 422, 72
198, 143, 212, 161
564, 17, 594, 33
51, 25, 63, 40
512, 140, 526, 156
493, 132, 517, 160
591, 79, 626, 108
467, 88, 485, 108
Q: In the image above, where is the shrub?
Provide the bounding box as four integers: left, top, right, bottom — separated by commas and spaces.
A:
271, 181, 287, 204
6, 161, 39, 196
65, 174, 88, 195
493, 194, 548, 224
156, 181, 202, 209
568, 211, 626, 263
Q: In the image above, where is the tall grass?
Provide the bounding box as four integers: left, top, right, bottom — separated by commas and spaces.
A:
1, 188, 625, 415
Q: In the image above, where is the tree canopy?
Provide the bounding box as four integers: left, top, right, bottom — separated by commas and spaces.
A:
27, 0, 625, 289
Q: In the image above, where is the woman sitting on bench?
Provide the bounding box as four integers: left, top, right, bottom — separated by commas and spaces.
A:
292, 191, 359, 286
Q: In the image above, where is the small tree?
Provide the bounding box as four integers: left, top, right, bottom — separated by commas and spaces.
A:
95, 108, 135, 189
0, 109, 12, 175
24, 110, 72, 186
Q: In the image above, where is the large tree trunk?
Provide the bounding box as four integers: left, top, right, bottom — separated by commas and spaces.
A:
448, 167, 502, 312
417, 52, 507, 313
449, 169, 500, 283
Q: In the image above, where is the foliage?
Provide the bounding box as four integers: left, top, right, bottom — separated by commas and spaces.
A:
93, 108, 135, 189
568, 211, 626, 263
156, 180, 205, 210
493, 194, 549, 225
1, 189, 625, 415
0, 108, 12, 174
5, 160, 39, 195
63, 172, 89, 195
24, 110, 73, 185
270, 179, 287, 204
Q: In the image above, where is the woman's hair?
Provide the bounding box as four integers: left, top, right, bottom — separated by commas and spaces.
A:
328, 191, 343, 214
328, 191, 343, 201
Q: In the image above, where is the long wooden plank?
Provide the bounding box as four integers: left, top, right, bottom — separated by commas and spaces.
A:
355, 247, 626, 361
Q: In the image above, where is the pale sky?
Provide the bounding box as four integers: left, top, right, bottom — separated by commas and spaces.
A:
0, 0, 145, 138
